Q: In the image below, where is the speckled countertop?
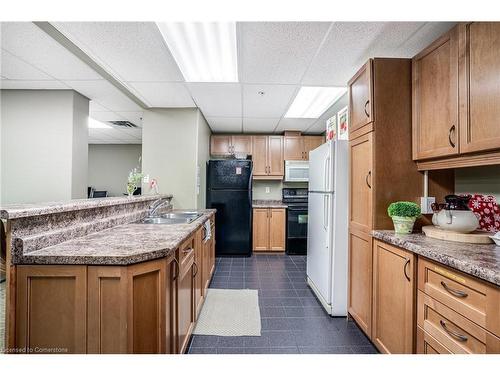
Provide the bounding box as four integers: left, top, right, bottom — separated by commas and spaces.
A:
252, 200, 288, 208
372, 230, 500, 287
15, 209, 215, 266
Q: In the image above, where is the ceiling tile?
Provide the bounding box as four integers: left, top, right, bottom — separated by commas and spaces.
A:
0, 80, 69, 89
65, 79, 142, 111
305, 92, 348, 134
127, 82, 195, 107
393, 22, 456, 57
1, 49, 54, 80
1, 22, 102, 80
53, 22, 184, 82
239, 22, 331, 84
89, 101, 109, 112
186, 83, 241, 117
242, 84, 297, 118
206, 117, 242, 133
90, 111, 126, 122
242, 118, 279, 133
275, 118, 316, 133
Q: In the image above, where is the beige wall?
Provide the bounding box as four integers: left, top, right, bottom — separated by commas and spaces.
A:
196, 111, 211, 209
88, 144, 142, 197
253, 181, 308, 200
0, 90, 88, 204
455, 165, 500, 201
142, 108, 210, 209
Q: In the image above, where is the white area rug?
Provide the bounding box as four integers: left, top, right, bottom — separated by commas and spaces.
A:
193, 289, 261, 336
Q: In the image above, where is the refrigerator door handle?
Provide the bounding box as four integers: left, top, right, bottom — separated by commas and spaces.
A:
323, 155, 330, 191
324, 194, 329, 248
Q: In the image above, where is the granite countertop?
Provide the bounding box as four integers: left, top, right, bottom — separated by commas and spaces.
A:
0, 194, 173, 220
252, 200, 288, 208
15, 209, 216, 266
372, 230, 500, 287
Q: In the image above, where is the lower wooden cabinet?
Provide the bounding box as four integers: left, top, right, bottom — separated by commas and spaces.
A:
347, 229, 372, 338
252, 208, 286, 252
372, 240, 416, 354
194, 228, 204, 319
176, 237, 195, 354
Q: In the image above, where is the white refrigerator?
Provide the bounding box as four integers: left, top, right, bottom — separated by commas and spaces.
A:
306, 140, 349, 316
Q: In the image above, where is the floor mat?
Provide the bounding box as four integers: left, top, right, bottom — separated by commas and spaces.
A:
193, 289, 261, 336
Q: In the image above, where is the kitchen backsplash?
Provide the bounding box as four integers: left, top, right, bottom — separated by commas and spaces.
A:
253, 181, 308, 200
455, 165, 500, 201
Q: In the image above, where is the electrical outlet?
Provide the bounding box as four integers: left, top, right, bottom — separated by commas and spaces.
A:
420, 197, 436, 214
265, 187, 270, 194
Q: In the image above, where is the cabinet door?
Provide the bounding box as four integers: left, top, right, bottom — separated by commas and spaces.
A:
269, 208, 286, 251
232, 135, 253, 155
349, 132, 373, 233
372, 240, 415, 354
193, 228, 204, 319
253, 208, 270, 251
211, 135, 231, 155
177, 252, 194, 354
459, 22, 500, 154
284, 136, 304, 160
349, 61, 374, 134
87, 266, 128, 353
15, 265, 87, 353
303, 136, 324, 160
268, 136, 284, 176
348, 229, 372, 338
412, 27, 459, 160
417, 327, 452, 354
127, 259, 166, 354
201, 226, 210, 294
209, 219, 215, 277
252, 136, 268, 176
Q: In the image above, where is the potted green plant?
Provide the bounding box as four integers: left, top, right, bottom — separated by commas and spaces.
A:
387, 201, 421, 234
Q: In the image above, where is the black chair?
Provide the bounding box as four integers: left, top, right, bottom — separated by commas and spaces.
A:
87, 186, 94, 198
92, 190, 108, 198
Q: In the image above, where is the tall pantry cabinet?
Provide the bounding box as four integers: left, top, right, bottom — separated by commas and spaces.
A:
347, 59, 423, 347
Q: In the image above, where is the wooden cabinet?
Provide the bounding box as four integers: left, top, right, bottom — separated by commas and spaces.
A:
210, 135, 252, 156
284, 134, 324, 161
252, 135, 284, 179
15, 265, 87, 353
252, 208, 286, 252
347, 229, 372, 338
412, 26, 459, 160
372, 240, 416, 354
348, 60, 373, 136
194, 227, 204, 319
176, 237, 195, 354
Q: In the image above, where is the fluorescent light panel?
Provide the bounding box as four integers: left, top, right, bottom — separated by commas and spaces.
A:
88, 118, 111, 129
157, 22, 238, 82
285, 87, 347, 118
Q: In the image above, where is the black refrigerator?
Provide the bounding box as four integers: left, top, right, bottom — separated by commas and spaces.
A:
206, 159, 252, 257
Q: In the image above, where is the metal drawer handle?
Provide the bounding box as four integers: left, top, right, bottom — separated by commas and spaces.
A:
440, 281, 468, 298
183, 247, 193, 254
440, 320, 468, 342
404, 259, 411, 282
365, 171, 371, 188
448, 125, 456, 148
193, 262, 199, 278
364, 100, 370, 118
172, 258, 179, 281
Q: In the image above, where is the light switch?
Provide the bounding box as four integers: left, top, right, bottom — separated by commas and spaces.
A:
265, 187, 270, 194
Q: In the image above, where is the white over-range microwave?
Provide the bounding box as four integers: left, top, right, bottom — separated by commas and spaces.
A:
284, 160, 309, 182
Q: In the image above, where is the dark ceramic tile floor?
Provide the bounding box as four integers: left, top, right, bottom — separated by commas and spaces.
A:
187, 254, 378, 354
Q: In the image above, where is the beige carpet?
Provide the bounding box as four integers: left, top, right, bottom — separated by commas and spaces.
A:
193, 289, 261, 336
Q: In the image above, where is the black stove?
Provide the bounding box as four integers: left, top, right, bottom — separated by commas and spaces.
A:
282, 188, 308, 255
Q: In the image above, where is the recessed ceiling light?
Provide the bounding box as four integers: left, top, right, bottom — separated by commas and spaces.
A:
88, 118, 112, 129
285, 87, 347, 118
157, 22, 238, 82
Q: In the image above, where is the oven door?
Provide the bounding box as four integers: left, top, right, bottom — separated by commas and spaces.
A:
284, 161, 309, 182
286, 206, 308, 254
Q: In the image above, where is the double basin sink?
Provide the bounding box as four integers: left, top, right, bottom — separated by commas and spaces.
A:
137, 211, 203, 225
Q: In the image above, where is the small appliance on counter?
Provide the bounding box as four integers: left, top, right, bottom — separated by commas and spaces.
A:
431, 195, 479, 233
282, 188, 308, 255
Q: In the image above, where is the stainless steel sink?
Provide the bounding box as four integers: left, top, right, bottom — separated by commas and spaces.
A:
138, 217, 186, 224
161, 212, 202, 220
137, 211, 203, 225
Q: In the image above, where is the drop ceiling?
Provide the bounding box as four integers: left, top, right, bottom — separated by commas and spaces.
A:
1, 21, 456, 143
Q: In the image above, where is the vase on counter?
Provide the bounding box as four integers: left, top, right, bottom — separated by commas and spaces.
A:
391, 216, 417, 234
126, 183, 136, 198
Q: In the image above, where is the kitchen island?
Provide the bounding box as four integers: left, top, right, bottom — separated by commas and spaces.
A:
1, 195, 216, 354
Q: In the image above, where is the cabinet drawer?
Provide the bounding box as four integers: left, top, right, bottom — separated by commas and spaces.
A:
416, 326, 452, 354
418, 258, 500, 337
418, 291, 500, 354
178, 236, 195, 277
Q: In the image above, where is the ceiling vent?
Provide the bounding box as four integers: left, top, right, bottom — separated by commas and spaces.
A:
107, 121, 139, 128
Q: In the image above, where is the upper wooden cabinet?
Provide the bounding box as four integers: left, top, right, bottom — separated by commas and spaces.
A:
284, 134, 324, 160
252, 135, 284, 179
349, 61, 374, 136
412, 26, 459, 160
413, 22, 500, 169
459, 22, 500, 154
210, 135, 252, 156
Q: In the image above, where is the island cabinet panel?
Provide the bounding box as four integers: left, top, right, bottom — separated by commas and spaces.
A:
127, 258, 167, 354
412, 26, 459, 161
87, 267, 128, 354
15, 265, 87, 354
459, 22, 500, 154
372, 240, 416, 354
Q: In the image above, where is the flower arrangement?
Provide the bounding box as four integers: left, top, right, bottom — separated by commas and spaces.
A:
387, 201, 421, 234
126, 157, 143, 197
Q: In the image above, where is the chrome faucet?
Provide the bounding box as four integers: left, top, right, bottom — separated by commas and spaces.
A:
148, 198, 171, 217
